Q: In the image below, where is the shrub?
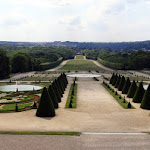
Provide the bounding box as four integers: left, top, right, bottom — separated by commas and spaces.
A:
36, 87, 55, 117
15, 103, 18, 112
115, 74, 121, 88
48, 85, 58, 109
127, 80, 137, 98
55, 79, 63, 97
122, 77, 131, 94
133, 82, 145, 103
52, 81, 61, 103
118, 76, 125, 91
32, 101, 37, 109
128, 102, 131, 108
140, 84, 150, 110
112, 74, 118, 86
110, 73, 115, 84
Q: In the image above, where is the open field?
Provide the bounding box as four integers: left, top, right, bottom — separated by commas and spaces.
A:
59, 60, 102, 71
75, 55, 84, 59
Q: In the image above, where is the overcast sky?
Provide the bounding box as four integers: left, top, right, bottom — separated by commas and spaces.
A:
0, 0, 150, 42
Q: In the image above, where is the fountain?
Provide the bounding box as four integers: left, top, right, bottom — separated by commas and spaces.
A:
67, 74, 101, 78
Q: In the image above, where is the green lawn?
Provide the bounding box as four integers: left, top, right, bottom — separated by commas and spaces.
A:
0, 131, 81, 135
128, 77, 150, 81
59, 60, 101, 71
18, 77, 55, 81
102, 83, 135, 109
75, 55, 84, 59
65, 84, 77, 108
0, 102, 33, 111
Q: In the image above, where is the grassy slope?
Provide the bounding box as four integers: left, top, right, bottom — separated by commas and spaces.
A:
76, 55, 84, 59
59, 60, 100, 71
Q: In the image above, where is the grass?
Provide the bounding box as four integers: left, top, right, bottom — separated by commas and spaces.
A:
65, 84, 77, 108
0, 95, 34, 104
0, 102, 33, 111
18, 77, 55, 81
40, 82, 50, 88
127, 77, 150, 81
75, 55, 84, 59
0, 131, 81, 136
102, 83, 135, 109
59, 60, 101, 71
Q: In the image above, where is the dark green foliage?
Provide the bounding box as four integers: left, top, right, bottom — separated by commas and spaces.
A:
127, 80, 137, 98
57, 77, 64, 94
48, 85, 58, 109
32, 101, 37, 109
55, 79, 63, 97
110, 73, 115, 84
15, 103, 18, 112
69, 102, 72, 108
128, 102, 131, 108
140, 84, 150, 110
115, 91, 118, 95
52, 81, 61, 103
112, 74, 118, 86
133, 82, 145, 103
0, 49, 10, 79
36, 87, 55, 117
115, 74, 121, 88
118, 76, 125, 91
12, 53, 33, 73
122, 77, 131, 94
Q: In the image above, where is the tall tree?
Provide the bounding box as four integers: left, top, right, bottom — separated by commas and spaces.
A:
115, 74, 121, 88
0, 49, 10, 79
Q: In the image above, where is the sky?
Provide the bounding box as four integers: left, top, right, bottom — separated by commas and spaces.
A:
0, 0, 150, 42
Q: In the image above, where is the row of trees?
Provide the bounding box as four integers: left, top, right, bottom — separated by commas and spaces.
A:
110, 73, 150, 109
0, 47, 75, 79
36, 73, 68, 117
83, 49, 150, 70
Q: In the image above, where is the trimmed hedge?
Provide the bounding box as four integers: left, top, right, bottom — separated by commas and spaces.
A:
36, 87, 55, 117
97, 57, 123, 69
122, 77, 131, 94
127, 80, 137, 98
140, 84, 150, 110
133, 82, 145, 103
40, 57, 63, 70
118, 76, 125, 91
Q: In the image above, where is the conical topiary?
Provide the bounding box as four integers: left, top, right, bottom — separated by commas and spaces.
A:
115, 74, 121, 88
112, 74, 118, 86
52, 81, 61, 103
57, 77, 64, 94
127, 80, 137, 98
133, 82, 145, 103
118, 76, 125, 91
55, 79, 63, 97
140, 84, 150, 110
110, 73, 115, 84
36, 87, 55, 117
48, 85, 58, 109
122, 77, 131, 94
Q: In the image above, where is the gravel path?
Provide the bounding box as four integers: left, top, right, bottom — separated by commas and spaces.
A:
0, 134, 149, 150
0, 77, 149, 133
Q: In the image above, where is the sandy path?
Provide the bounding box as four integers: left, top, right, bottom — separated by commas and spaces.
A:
91, 60, 113, 71
48, 60, 69, 71
0, 77, 149, 132
0, 134, 149, 150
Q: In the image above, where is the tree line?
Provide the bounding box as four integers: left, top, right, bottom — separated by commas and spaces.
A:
82, 49, 150, 70
0, 47, 75, 79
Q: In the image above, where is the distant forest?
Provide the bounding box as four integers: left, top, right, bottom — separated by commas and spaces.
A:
1, 40, 150, 51
0, 40, 150, 79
